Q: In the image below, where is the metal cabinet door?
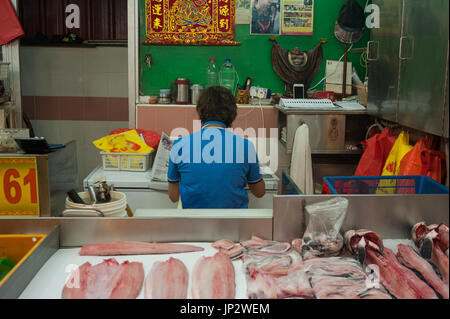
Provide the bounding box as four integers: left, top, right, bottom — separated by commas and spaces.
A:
398, 0, 449, 136
367, 0, 403, 122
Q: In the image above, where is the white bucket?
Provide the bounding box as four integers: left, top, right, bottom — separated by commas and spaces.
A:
65, 191, 127, 217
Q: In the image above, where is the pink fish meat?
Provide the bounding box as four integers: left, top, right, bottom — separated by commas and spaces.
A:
212, 239, 244, 260
212, 239, 236, 250
382, 248, 438, 299
144, 258, 188, 299
366, 248, 422, 299
431, 244, 449, 284
396, 244, 449, 299
291, 238, 302, 253
247, 266, 314, 299
79, 241, 204, 256
191, 252, 235, 299
240, 236, 271, 249
62, 258, 144, 299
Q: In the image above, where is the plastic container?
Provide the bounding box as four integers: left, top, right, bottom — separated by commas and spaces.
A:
219, 59, 238, 95
0, 131, 18, 153
323, 175, 449, 195
0, 234, 46, 286
206, 57, 218, 88
100, 150, 155, 172
65, 191, 127, 217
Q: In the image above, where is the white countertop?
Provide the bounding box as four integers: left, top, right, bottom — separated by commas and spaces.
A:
19, 239, 414, 299
84, 166, 279, 191
133, 208, 273, 218
19, 242, 248, 299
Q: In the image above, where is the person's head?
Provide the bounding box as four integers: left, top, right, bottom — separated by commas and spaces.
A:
196, 86, 237, 128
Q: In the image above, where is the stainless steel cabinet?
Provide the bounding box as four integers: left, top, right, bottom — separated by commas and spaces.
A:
367, 0, 403, 123
367, 0, 449, 138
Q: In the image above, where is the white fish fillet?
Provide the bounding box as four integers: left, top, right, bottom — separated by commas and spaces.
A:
144, 258, 188, 299
191, 252, 235, 299
79, 241, 204, 256
62, 258, 144, 299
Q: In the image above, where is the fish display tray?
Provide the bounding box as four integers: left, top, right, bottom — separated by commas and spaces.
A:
19, 243, 247, 299
0, 235, 46, 287
18, 239, 416, 299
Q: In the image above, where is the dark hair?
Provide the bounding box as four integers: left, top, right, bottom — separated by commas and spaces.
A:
196, 86, 237, 128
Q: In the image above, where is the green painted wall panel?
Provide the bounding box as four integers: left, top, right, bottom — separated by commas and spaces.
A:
139, 0, 370, 96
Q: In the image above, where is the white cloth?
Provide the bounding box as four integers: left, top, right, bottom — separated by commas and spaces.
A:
290, 124, 313, 195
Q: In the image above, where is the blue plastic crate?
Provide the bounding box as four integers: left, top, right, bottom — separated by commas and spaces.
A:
323, 175, 449, 195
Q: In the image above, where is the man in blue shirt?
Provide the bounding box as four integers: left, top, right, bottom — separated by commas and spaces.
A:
167, 86, 265, 208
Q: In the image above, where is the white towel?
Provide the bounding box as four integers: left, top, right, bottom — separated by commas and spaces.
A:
290, 124, 313, 194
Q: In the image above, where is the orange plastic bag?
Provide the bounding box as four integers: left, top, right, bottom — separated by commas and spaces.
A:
398, 138, 426, 176
355, 127, 397, 177
399, 137, 446, 184
421, 150, 446, 184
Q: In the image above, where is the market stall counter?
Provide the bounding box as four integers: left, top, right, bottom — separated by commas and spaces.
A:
0, 193, 448, 299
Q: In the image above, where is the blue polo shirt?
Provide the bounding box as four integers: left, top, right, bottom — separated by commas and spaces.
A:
167, 121, 263, 209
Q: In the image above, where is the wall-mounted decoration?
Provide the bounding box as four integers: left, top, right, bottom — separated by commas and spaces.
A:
250, 0, 281, 35
143, 0, 240, 46
281, 0, 314, 35
271, 38, 323, 97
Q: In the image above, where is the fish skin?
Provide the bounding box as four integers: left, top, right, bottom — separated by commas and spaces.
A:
191, 252, 235, 299
62, 258, 144, 299
212, 239, 245, 260
365, 248, 422, 299
382, 248, 438, 299
303, 257, 367, 279
144, 258, 188, 299
291, 238, 302, 253
242, 247, 303, 276
240, 236, 271, 249
437, 223, 449, 252
212, 239, 236, 250
431, 244, 449, 284
396, 244, 449, 299
310, 275, 371, 299
247, 266, 314, 299
79, 241, 204, 256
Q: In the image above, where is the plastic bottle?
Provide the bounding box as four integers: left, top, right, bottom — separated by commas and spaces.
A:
219, 59, 238, 95
206, 57, 218, 88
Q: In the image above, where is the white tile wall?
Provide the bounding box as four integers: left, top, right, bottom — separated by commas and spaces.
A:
20, 46, 128, 98
31, 120, 129, 189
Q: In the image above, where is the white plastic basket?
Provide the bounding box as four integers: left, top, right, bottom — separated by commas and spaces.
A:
0, 63, 10, 81
100, 150, 155, 172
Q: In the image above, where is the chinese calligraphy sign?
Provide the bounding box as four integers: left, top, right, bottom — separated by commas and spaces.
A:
143, 0, 240, 45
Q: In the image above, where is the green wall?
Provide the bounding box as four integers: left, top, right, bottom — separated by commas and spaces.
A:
139, 0, 370, 96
